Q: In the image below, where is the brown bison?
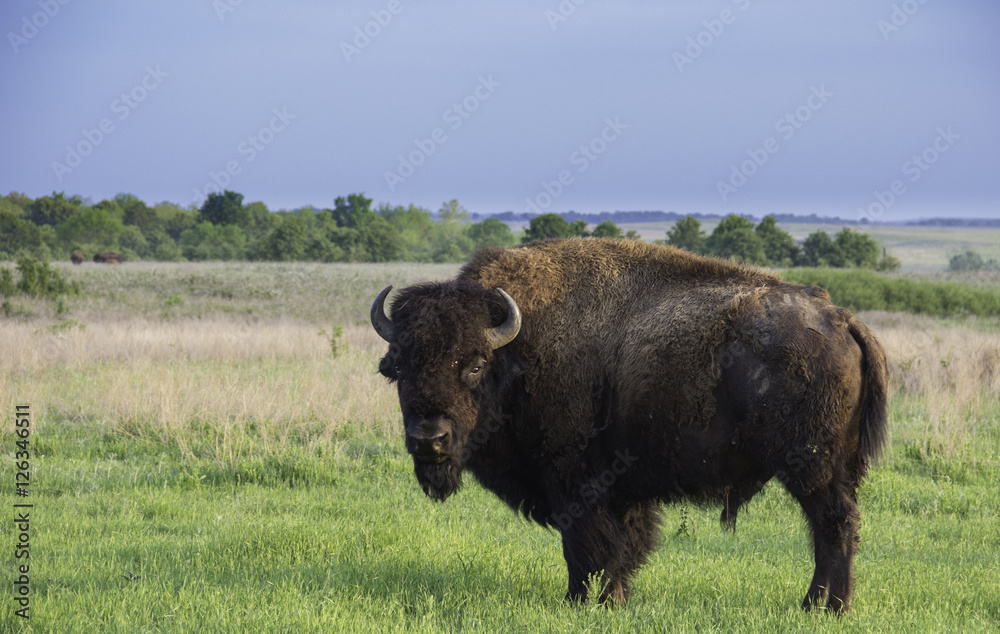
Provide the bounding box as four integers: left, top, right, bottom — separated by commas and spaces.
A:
371, 238, 887, 613
70, 251, 84, 265
93, 251, 123, 264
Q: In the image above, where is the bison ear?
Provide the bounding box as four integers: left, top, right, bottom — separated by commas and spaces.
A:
378, 355, 399, 381
371, 286, 395, 342
484, 288, 521, 351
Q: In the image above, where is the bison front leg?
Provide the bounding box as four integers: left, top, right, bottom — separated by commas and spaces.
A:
557, 506, 628, 606
558, 502, 661, 607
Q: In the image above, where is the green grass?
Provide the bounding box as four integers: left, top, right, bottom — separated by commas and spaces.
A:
2, 411, 998, 632
2, 260, 999, 631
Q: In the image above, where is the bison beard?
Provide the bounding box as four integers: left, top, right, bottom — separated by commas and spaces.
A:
413, 459, 461, 502
371, 238, 888, 614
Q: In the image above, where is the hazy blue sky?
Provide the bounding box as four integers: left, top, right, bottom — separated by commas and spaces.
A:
2, 1, 998, 221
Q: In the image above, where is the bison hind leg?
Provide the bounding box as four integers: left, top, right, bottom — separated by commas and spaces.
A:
720, 479, 768, 532
790, 476, 861, 614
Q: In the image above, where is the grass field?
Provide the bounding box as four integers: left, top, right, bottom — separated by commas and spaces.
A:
2, 257, 999, 631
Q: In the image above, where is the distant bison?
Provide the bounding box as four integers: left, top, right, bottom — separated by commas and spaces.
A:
70, 251, 84, 265
93, 251, 123, 264
371, 238, 888, 613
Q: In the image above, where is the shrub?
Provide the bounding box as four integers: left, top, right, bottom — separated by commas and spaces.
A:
2, 257, 81, 299
781, 268, 1000, 318
948, 250, 1000, 272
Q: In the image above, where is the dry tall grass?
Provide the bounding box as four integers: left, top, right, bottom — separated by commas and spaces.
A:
861, 312, 1000, 460
3, 306, 996, 468
1, 318, 402, 465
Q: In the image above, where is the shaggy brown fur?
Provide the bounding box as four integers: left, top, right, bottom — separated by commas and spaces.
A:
70, 251, 84, 265
374, 238, 888, 613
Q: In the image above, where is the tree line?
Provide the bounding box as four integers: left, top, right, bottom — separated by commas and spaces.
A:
2, 190, 897, 269
520, 212, 899, 271
661, 214, 900, 270
0, 191, 518, 263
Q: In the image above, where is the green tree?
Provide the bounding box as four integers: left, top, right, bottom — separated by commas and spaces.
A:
945, 249, 1000, 272
331, 193, 378, 229
93, 199, 125, 221
666, 216, 707, 253
115, 193, 163, 237
381, 203, 435, 261
591, 220, 623, 239
430, 199, 474, 262
801, 230, 834, 267
833, 227, 880, 268
156, 202, 198, 241
260, 214, 308, 261
437, 199, 470, 224
949, 250, 984, 271
55, 206, 124, 250
706, 214, 767, 264
358, 215, 405, 262
522, 213, 588, 243
243, 201, 276, 242
28, 193, 80, 227
198, 190, 247, 226
305, 233, 346, 262
754, 215, 799, 266
118, 225, 149, 260
1, 192, 32, 217
0, 209, 43, 257
179, 222, 246, 260
467, 217, 516, 249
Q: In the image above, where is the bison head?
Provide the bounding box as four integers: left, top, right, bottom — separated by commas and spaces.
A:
371, 282, 521, 501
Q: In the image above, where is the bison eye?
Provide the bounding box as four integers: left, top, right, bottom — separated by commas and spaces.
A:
462, 356, 487, 388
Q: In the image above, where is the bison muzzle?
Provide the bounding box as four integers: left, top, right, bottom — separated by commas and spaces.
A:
371, 238, 888, 613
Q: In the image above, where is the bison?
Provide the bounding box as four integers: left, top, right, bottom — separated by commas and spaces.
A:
371, 238, 887, 613
70, 251, 84, 265
93, 251, 123, 264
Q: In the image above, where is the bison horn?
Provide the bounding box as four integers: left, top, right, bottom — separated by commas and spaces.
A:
485, 288, 521, 350
371, 285, 395, 342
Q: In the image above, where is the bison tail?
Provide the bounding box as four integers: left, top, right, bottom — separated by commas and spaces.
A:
847, 315, 889, 469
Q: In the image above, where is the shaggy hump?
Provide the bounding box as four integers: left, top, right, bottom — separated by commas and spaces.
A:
462, 238, 779, 312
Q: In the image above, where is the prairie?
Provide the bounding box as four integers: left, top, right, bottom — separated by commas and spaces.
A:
1, 260, 998, 631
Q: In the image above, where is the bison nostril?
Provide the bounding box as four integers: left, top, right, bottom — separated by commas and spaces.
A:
406, 425, 452, 461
